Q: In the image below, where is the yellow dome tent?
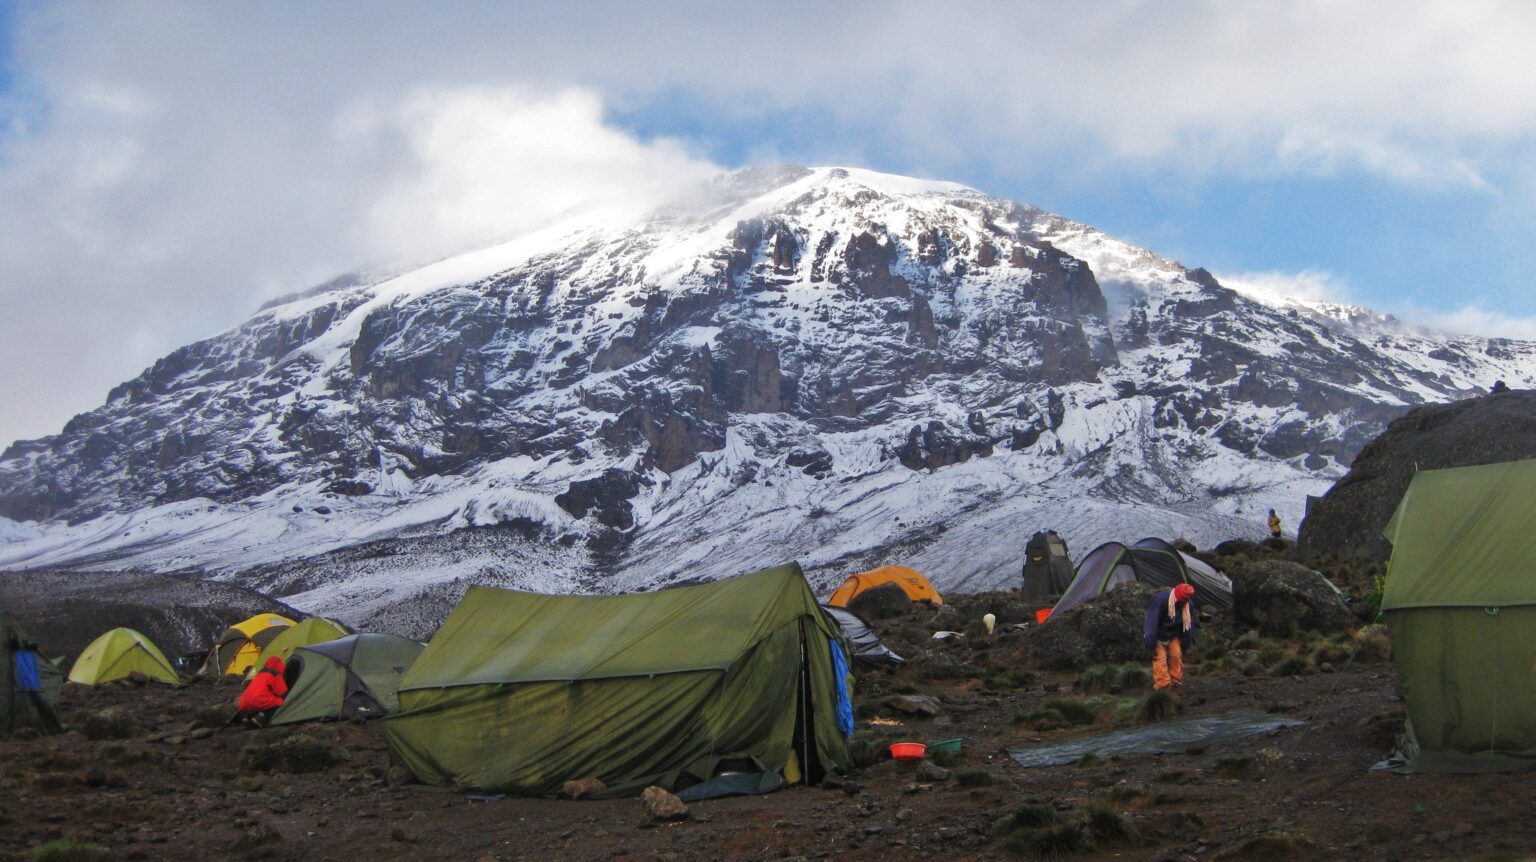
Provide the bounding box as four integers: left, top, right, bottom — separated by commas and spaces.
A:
69, 628, 179, 686
255, 617, 350, 669
201, 613, 296, 676
826, 565, 943, 608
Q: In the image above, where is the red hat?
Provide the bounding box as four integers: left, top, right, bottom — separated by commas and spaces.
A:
1173, 583, 1196, 601
264, 656, 284, 671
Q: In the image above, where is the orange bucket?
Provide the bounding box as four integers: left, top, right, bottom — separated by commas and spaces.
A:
1035, 608, 1052, 624
889, 742, 927, 762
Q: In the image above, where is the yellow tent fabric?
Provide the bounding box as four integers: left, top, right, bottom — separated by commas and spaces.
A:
255, 617, 349, 669
204, 613, 296, 676
826, 565, 943, 607
69, 628, 179, 685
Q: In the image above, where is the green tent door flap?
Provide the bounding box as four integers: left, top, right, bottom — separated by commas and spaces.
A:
1380, 459, 1536, 772
382, 563, 852, 796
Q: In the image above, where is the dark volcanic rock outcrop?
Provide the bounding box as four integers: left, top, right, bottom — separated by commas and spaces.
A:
1019, 583, 1158, 670
1230, 560, 1354, 636
1296, 389, 1536, 560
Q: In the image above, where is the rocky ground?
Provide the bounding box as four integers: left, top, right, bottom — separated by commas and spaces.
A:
3, 550, 1533, 862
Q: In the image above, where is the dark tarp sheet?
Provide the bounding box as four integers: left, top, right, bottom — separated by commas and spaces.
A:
1009, 710, 1304, 768
821, 605, 903, 669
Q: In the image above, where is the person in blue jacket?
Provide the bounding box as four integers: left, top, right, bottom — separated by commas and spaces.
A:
1144, 583, 1197, 690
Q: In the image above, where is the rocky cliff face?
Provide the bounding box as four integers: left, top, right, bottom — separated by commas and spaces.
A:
1296, 389, 1536, 560
2, 166, 1533, 627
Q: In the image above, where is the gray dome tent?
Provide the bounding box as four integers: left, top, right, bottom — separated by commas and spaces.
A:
271, 633, 424, 725
1050, 538, 1232, 618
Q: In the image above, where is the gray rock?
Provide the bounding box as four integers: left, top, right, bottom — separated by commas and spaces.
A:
561, 777, 606, 800
914, 760, 951, 782
1231, 561, 1354, 636
640, 786, 689, 821
1020, 583, 1158, 670
883, 695, 943, 717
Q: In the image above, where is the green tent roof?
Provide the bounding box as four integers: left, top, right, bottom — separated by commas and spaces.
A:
402, 564, 830, 691
1382, 459, 1536, 611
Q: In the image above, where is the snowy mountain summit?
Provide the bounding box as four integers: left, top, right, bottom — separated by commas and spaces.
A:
3, 165, 1533, 633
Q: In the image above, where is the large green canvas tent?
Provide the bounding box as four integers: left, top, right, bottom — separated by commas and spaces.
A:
2, 610, 64, 736
384, 563, 853, 796
272, 634, 424, 726
1380, 459, 1536, 772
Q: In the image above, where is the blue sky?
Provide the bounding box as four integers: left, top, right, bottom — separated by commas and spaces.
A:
1, 2, 1534, 447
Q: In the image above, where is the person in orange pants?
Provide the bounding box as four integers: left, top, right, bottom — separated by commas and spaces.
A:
1143, 583, 1196, 690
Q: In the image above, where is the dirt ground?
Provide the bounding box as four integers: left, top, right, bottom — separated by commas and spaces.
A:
5, 616, 1536, 862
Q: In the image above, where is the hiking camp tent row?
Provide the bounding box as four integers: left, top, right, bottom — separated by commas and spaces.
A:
385, 563, 854, 797
202, 613, 296, 676
1022, 530, 1073, 600
273, 634, 424, 726
1380, 459, 1536, 772
1050, 538, 1233, 618
2, 610, 63, 736
826, 565, 943, 608
69, 628, 178, 686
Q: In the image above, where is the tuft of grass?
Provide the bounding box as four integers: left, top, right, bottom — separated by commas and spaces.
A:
1230, 630, 1263, 650
1239, 659, 1265, 677
31, 840, 110, 862
1075, 753, 1104, 769
999, 821, 1088, 857
1267, 655, 1308, 677
1214, 830, 1308, 861
1117, 664, 1153, 690
1077, 664, 1120, 694
955, 768, 995, 787
928, 747, 965, 768
1105, 782, 1145, 802
1354, 625, 1392, 662
1019, 696, 1101, 729
1155, 769, 1197, 785
1083, 804, 1141, 845
1213, 755, 1254, 778
1136, 689, 1183, 724
992, 802, 1058, 836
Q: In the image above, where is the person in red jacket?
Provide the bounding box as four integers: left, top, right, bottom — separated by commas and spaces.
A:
237, 656, 288, 726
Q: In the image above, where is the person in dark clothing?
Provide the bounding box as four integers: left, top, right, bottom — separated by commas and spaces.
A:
1143, 584, 1197, 690
237, 656, 288, 726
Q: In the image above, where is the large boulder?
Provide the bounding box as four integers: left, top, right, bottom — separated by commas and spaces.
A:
1230, 561, 1354, 636
1019, 583, 1158, 670
1297, 390, 1536, 560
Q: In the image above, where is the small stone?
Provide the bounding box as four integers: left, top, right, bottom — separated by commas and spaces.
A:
895, 808, 913, 822
1452, 822, 1475, 837
883, 695, 943, 717
163, 735, 187, 746
914, 760, 951, 782
390, 826, 411, 842
190, 728, 214, 740
1431, 830, 1451, 844
562, 777, 606, 799
640, 786, 689, 821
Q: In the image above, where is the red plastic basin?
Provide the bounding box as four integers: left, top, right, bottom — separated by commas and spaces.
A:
889, 742, 927, 762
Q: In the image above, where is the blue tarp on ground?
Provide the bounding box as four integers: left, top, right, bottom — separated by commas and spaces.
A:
1009, 709, 1305, 768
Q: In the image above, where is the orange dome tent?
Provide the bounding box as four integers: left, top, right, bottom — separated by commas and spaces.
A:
826, 566, 943, 608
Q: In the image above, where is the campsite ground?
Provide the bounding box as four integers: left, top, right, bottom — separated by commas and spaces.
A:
5, 592, 1536, 862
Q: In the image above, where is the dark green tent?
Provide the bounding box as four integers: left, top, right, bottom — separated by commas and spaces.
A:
272, 634, 424, 726
1022, 530, 1073, 600
2, 610, 64, 736
384, 563, 853, 796
1380, 459, 1536, 772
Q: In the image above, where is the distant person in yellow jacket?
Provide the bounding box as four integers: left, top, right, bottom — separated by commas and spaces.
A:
1267, 509, 1282, 539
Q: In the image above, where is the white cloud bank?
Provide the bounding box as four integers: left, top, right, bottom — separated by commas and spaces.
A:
2, 1, 1536, 446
